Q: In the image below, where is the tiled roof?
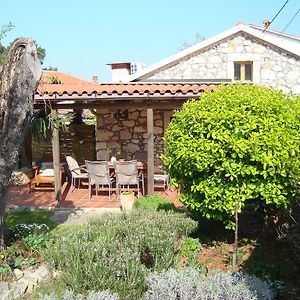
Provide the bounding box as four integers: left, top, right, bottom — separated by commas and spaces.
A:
40, 70, 93, 85
36, 71, 220, 98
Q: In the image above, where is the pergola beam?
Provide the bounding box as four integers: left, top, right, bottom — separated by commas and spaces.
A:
147, 108, 154, 195
33, 100, 186, 110
51, 108, 62, 201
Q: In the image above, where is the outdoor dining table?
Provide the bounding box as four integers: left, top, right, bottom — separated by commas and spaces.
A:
107, 161, 147, 171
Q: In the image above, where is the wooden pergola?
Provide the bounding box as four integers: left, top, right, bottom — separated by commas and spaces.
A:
34, 80, 220, 200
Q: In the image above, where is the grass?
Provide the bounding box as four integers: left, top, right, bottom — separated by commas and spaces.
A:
134, 195, 176, 211
5, 210, 57, 230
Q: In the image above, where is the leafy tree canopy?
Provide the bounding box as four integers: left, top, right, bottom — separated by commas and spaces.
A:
162, 84, 300, 229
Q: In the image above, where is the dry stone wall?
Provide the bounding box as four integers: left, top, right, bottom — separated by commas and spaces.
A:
149, 33, 300, 95
96, 109, 167, 166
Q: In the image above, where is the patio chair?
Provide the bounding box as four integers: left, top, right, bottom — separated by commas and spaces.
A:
154, 173, 170, 191
65, 156, 88, 190
114, 160, 144, 198
28, 162, 61, 192
153, 165, 170, 192
85, 160, 115, 200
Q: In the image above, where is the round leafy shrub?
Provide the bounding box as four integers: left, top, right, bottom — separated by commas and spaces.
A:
162, 84, 300, 228
143, 268, 274, 300
134, 195, 176, 211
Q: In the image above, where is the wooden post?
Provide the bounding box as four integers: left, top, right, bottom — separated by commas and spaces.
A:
51, 109, 62, 201
147, 108, 154, 195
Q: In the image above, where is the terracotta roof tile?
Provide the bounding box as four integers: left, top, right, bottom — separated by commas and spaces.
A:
40, 70, 93, 85
36, 71, 220, 99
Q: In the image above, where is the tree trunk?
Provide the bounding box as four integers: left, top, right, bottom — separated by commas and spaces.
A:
0, 38, 41, 246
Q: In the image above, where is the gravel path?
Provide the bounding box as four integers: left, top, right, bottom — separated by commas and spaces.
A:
50, 208, 121, 225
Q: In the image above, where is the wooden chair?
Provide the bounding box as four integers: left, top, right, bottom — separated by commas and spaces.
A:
28, 164, 61, 192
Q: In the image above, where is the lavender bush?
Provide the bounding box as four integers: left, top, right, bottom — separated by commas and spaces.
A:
143, 269, 274, 300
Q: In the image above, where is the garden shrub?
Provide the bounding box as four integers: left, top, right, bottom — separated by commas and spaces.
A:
143, 268, 201, 300
134, 195, 176, 211
39, 290, 121, 300
44, 210, 197, 300
162, 84, 300, 228
143, 268, 274, 300
9, 223, 50, 239
179, 237, 204, 269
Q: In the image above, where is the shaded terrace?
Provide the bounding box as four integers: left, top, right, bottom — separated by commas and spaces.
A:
33, 71, 221, 202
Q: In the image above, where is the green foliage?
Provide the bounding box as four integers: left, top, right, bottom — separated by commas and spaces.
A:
163, 84, 300, 229
0, 22, 14, 65
22, 233, 53, 254
0, 22, 14, 40
30, 111, 73, 143
180, 237, 202, 258
134, 195, 176, 211
0, 241, 40, 279
48, 75, 62, 84
44, 210, 197, 299
180, 237, 204, 270
5, 210, 56, 231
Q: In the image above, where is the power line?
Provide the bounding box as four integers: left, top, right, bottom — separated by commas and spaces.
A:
263, 0, 290, 32
282, 7, 300, 32
270, 0, 290, 24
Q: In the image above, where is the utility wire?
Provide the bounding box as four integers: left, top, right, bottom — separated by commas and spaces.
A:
263, 0, 290, 32
282, 7, 300, 32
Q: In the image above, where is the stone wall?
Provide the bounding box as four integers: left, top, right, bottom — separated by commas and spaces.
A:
96, 109, 171, 166
148, 33, 300, 95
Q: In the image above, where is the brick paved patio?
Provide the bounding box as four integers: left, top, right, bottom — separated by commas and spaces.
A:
7, 182, 182, 210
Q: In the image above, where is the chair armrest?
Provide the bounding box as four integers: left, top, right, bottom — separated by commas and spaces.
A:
71, 166, 88, 173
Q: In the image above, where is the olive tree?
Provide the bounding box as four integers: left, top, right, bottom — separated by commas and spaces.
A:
163, 84, 300, 229
0, 38, 41, 246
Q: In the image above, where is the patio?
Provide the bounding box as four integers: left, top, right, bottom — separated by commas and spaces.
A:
7, 182, 182, 210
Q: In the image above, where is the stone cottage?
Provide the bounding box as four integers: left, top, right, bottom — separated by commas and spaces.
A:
95, 22, 300, 165
34, 22, 300, 195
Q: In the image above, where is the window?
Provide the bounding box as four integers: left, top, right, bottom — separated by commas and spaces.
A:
234, 61, 253, 81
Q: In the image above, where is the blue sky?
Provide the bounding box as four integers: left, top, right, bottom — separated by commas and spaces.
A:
2, 0, 299, 82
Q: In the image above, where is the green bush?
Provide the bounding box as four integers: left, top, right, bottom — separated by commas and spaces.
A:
134, 195, 176, 211
22, 233, 53, 255
180, 237, 202, 258
162, 84, 300, 228
44, 210, 197, 299
38, 290, 121, 300
143, 268, 274, 300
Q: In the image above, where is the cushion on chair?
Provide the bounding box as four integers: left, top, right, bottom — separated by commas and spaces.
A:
40, 169, 54, 177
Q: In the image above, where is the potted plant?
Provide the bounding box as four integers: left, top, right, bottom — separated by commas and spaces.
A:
120, 190, 135, 210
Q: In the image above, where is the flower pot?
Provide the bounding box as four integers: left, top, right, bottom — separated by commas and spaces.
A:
120, 192, 135, 210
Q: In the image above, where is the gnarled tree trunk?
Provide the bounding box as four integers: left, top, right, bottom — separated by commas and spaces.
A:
0, 38, 41, 246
